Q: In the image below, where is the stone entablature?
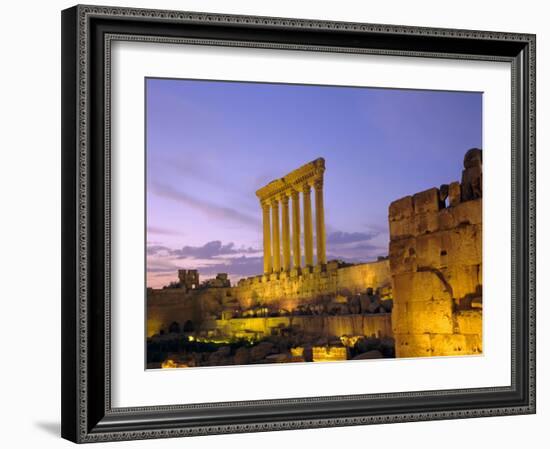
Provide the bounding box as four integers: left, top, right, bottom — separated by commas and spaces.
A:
256, 158, 326, 274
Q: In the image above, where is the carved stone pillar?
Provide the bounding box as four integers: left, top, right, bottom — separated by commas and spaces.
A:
271, 198, 281, 273
302, 184, 314, 268
281, 194, 291, 271
314, 179, 326, 266
262, 202, 272, 274
291, 189, 301, 269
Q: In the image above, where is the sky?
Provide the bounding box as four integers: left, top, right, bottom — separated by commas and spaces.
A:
146, 78, 482, 288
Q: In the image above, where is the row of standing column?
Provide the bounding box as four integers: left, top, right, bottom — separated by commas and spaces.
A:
262, 181, 326, 275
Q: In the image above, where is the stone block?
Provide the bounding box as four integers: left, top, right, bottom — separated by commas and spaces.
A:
290, 347, 304, 357
392, 271, 450, 304
449, 181, 461, 206
389, 238, 417, 274
413, 188, 440, 214
456, 310, 482, 335
431, 333, 482, 356
446, 265, 481, 301
407, 299, 454, 334
391, 302, 409, 334
389, 196, 413, 221
461, 165, 482, 201
465, 334, 483, 354
415, 233, 444, 268
440, 225, 481, 267
438, 207, 457, 230
414, 211, 440, 235
389, 218, 415, 240
395, 333, 433, 358
452, 198, 482, 226
430, 334, 467, 357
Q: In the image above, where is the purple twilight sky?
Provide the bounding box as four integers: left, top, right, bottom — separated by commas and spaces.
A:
146, 78, 482, 288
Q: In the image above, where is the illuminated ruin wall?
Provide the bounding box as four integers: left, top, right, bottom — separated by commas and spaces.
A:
233, 259, 391, 310
147, 287, 230, 338
213, 314, 392, 341
147, 259, 391, 337
389, 149, 483, 358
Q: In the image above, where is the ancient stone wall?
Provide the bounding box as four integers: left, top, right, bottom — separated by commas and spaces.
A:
213, 313, 392, 340
147, 287, 231, 337
147, 260, 391, 337
389, 157, 482, 357
233, 260, 391, 310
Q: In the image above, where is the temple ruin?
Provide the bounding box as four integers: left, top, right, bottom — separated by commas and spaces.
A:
256, 157, 327, 274
147, 149, 483, 367
389, 148, 483, 358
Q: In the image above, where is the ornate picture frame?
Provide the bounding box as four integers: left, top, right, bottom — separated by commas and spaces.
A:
61, 4, 536, 443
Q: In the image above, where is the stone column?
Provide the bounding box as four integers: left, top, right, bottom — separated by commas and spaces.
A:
291, 189, 301, 269
281, 194, 291, 271
314, 179, 326, 266
262, 202, 272, 274
271, 198, 281, 273
302, 183, 314, 268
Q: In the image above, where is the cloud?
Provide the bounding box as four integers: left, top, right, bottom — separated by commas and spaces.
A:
147, 225, 183, 236
328, 241, 387, 262
146, 245, 171, 256
326, 230, 378, 245
170, 241, 259, 259
146, 230, 388, 288
150, 182, 260, 228
325, 229, 387, 262
146, 239, 263, 289
193, 256, 263, 278
147, 241, 259, 259
146, 257, 181, 273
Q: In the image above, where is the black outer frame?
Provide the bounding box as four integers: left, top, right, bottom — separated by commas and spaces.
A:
61, 4, 536, 443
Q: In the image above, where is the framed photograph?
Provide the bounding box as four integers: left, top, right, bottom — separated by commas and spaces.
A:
61, 4, 536, 443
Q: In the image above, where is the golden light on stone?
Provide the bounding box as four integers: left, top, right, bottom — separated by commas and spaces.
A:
255, 158, 327, 273
161, 359, 188, 369
147, 149, 483, 367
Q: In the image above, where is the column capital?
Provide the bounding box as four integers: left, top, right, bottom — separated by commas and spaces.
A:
313, 177, 324, 190
279, 193, 290, 205
302, 183, 311, 194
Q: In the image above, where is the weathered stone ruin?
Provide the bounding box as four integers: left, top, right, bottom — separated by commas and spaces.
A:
178, 269, 199, 292
147, 149, 483, 366
389, 148, 482, 357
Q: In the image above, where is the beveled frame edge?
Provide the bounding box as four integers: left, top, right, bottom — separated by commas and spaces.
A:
61, 4, 536, 443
